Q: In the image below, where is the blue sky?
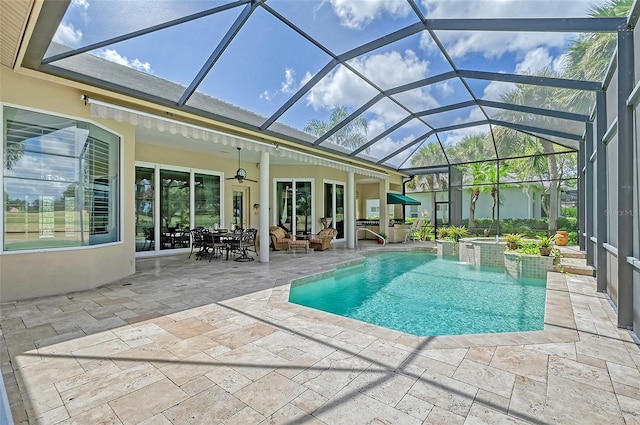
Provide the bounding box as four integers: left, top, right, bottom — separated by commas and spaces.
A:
51, 0, 605, 165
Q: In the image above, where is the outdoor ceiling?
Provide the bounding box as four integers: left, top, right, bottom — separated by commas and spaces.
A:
23, 0, 627, 173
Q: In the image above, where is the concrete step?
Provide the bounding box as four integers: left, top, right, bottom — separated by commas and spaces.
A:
556, 245, 586, 259
556, 257, 596, 277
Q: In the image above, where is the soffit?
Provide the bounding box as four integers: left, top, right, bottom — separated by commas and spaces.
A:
0, 0, 33, 68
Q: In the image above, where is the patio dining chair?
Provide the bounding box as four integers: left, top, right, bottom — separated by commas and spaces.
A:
201, 229, 226, 262
142, 227, 154, 251
188, 227, 205, 259
230, 228, 257, 262
404, 219, 422, 243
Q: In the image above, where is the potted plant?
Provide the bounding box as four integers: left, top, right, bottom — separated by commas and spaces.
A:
504, 233, 523, 250
555, 230, 569, 246
377, 232, 387, 244
537, 235, 555, 256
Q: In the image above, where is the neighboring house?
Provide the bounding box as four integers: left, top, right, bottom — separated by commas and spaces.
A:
405, 186, 560, 221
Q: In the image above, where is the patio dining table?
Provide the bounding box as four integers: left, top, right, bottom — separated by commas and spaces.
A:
196, 229, 256, 262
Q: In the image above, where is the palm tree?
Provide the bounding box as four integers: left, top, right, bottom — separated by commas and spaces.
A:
560, 0, 633, 109
447, 134, 495, 165
4, 139, 25, 170
304, 105, 368, 150
407, 141, 449, 192
447, 134, 497, 227
496, 74, 572, 233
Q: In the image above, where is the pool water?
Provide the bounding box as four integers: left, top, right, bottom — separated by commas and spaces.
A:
289, 252, 547, 336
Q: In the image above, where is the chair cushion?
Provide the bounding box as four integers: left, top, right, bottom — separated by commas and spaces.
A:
308, 238, 322, 244
271, 228, 287, 239
276, 237, 290, 244
318, 228, 336, 238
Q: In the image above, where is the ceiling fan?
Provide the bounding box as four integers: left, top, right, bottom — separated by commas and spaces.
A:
226, 147, 256, 183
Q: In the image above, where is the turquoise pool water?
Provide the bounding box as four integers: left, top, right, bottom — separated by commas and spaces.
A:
289, 252, 547, 336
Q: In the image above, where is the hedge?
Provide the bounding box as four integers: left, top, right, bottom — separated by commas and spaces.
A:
462, 217, 578, 236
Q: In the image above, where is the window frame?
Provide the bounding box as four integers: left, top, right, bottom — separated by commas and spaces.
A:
135, 161, 224, 257
1, 103, 124, 254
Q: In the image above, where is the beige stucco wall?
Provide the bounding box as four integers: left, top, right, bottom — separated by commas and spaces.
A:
1, 69, 136, 301
135, 142, 264, 229
0, 67, 405, 301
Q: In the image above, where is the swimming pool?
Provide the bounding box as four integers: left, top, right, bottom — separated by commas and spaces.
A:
289, 251, 547, 336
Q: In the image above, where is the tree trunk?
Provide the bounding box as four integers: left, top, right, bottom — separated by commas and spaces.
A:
469, 187, 480, 228
490, 185, 497, 221
542, 141, 559, 233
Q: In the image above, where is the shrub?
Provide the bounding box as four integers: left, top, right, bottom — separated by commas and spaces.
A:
448, 225, 469, 242
557, 216, 578, 232
568, 231, 578, 245
463, 218, 549, 237
418, 225, 434, 241
516, 241, 540, 255
437, 227, 451, 240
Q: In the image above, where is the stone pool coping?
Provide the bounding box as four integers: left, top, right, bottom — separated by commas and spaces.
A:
280, 248, 578, 348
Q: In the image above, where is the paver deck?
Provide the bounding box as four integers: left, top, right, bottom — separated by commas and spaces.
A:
1, 243, 639, 424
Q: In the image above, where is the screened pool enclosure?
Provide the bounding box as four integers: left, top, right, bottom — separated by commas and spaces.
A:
9, 0, 640, 334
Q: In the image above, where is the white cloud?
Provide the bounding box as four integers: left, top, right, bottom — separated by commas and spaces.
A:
369, 134, 417, 161
330, 0, 411, 29
281, 68, 296, 94
306, 65, 376, 110
307, 50, 438, 117
350, 50, 428, 89
71, 0, 89, 10
421, 0, 594, 20
425, 30, 570, 60
515, 47, 553, 74
436, 81, 454, 96
419, 0, 594, 59
440, 125, 491, 147
53, 22, 83, 46
261, 68, 301, 102
482, 80, 516, 101
260, 90, 272, 101
95, 49, 151, 73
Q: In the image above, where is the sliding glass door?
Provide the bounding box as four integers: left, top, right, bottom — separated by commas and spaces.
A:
324, 181, 345, 240
275, 179, 313, 235
135, 167, 154, 252
135, 164, 222, 254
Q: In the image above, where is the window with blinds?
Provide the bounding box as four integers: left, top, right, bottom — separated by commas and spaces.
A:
2, 106, 120, 251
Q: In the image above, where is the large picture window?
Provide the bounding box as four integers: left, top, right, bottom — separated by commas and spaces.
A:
3, 106, 120, 251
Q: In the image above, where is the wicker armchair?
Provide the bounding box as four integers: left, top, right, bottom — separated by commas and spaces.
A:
309, 228, 337, 251
269, 226, 292, 251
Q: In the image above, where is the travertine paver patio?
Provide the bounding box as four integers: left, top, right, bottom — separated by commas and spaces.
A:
1, 244, 640, 425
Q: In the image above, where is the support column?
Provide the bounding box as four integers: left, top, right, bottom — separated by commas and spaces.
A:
379, 178, 389, 237
617, 28, 634, 328
585, 122, 594, 266
259, 150, 270, 263
347, 171, 355, 249
578, 133, 586, 251
596, 90, 607, 293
